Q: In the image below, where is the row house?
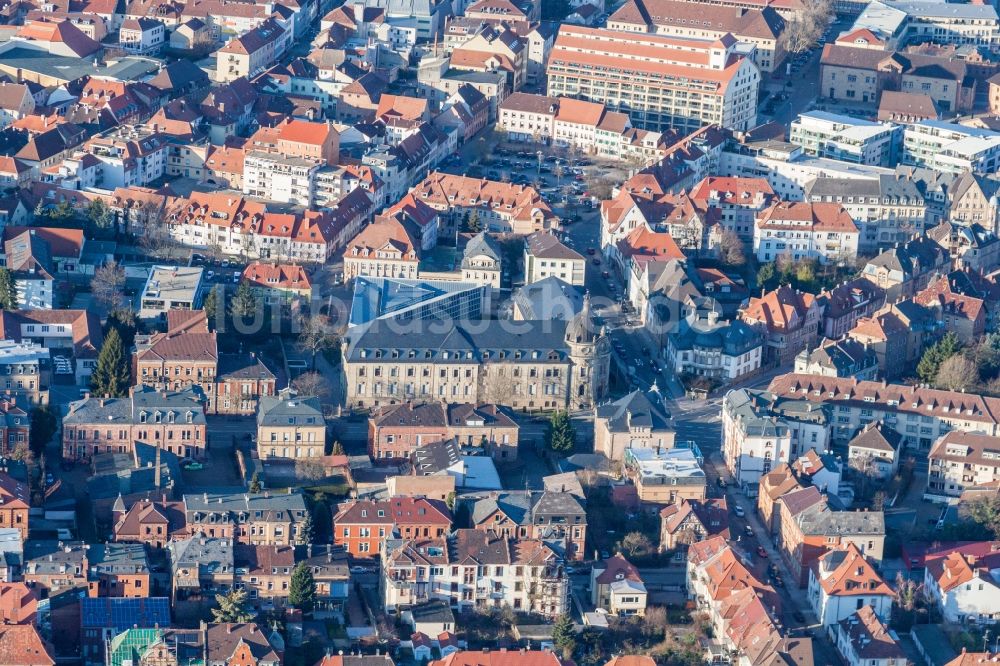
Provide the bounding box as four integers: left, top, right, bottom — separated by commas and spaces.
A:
183, 491, 309, 547
113, 498, 185, 549
369, 401, 519, 461
740, 285, 823, 366
86, 542, 150, 598
847, 300, 939, 379
805, 174, 928, 252
465, 490, 587, 560
234, 544, 295, 607
241, 262, 312, 306
928, 220, 1000, 275
687, 537, 810, 665
860, 236, 950, 301
721, 388, 830, 487
24, 541, 89, 599
913, 273, 988, 344
411, 171, 558, 237
753, 201, 861, 265
835, 606, 907, 666
598, 124, 728, 251
497, 93, 669, 162
333, 497, 452, 557
379, 529, 569, 617
766, 372, 1000, 451
62, 385, 207, 462
167, 537, 234, 605
659, 498, 730, 550
0, 399, 29, 457
817, 278, 886, 340
773, 484, 886, 587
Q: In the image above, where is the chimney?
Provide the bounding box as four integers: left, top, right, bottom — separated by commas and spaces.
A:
155, 446, 161, 489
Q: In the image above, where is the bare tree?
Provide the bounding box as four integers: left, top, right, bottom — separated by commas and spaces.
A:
291, 372, 331, 402
717, 230, 746, 267
936, 354, 977, 391
297, 314, 337, 371
779, 0, 833, 55
135, 199, 171, 257
295, 459, 327, 481
91, 260, 126, 313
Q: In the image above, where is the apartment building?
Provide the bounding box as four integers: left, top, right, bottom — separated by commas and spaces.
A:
789, 112, 898, 167
927, 431, 1000, 501
134, 310, 217, 395
902, 121, 1000, 174
594, 387, 675, 462
119, 17, 165, 54
607, 0, 786, 73
924, 543, 1000, 625
624, 446, 706, 504
183, 491, 309, 546
722, 388, 830, 486
497, 93, 669, 162
740, 285, 823, 365
688, 176, 776, 247
342, 216, 420, 282
754, 201, 860, 265
85, 126, 168, 189
215, 18, 289, 82
369, 402, 518, 460
256, 389, 325, 461
333, 497, 452, 557
411, 171, 558, 236
242, 152, 321, 206
590, 555, 648, 616
860, 237, 949, 300
794, 338, 879, 380
241, 263, 312, 305
767, 373, 1000, 450
343, 311, 610, 412
852, 0, 1000, 52
0, 309, 101, 385
62, 385, 207, 462
86, 542, 151, 598
379, 529, 568, 617
546, 25, 759, 133
0, 340, 49, 405
523, 232, 585, 286
465, 490, 587, 560
835, 606, 906, 666
804, 175, 927, 252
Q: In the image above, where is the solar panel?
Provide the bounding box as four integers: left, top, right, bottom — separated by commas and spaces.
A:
81, 597, 171, 630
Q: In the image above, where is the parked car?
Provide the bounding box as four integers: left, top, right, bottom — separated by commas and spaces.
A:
757, 546, 768, 558
734, 505, 745, 517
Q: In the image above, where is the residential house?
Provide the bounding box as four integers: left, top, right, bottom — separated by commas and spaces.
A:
590, 554, 647, 616
793, 338, 879, 381
847, 421, 901, 481
659, 498, 730, 550
817, 279, 886, 340
119, 17, 165, 54
256, 389, 326, 461
0, 625, 53, 666
333, 497, 452, 557
234, 544, 294, 607
0, 582, 38, 624
740, 286, 823, 366
86, 542, 151, 598
927, 431, 1000, 501
465, 490, 587, 560
380, 529, 568, 616
860, 236, 950, 300
112, 499, 184, 548
0, 473, 28, 539
4, 230, 55, 309
722, 388, 830, 487
807, 544, 893, 629
241, 263, 312, 306
594, 387, 674, 463
835, 606, 907, 666
914, 274, 987, 343
925, 542, 1000, 625
753, 201, 860, 265
523, 232, 584, 286
166, 537, 233, 605
183, 490, 309, 546
623, 446, 707, 505
62, 385, 207, 462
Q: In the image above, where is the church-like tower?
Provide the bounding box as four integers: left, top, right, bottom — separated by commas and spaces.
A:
565, 293, 611, 410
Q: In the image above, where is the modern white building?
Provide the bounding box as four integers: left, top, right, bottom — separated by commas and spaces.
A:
524, 232, 585, 286
902, 121, 1000, 174
243, 152, 321, 206
851, 0, 1000, 52
138, 266, 205, 322
721, 388, 830, 488
789, 111, 899, 167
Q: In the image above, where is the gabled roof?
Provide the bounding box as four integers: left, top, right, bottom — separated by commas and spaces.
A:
815, 543, 892, 597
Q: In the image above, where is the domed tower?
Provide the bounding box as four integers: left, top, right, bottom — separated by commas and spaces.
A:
565, 293, 610, 410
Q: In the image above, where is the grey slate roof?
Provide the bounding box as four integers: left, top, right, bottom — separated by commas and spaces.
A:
183, 491, 307, 523
461, 231, 501, 266
670, 316, 762, 356
595, 387, 672, 433
346, 319, 571, 363
167, 537, 233, 577
512, 276, 583, 321
65, 385, 206, 425
257, 391, 323, 427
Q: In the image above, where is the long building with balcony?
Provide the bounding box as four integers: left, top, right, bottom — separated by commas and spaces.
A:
546, 25, 759, 133
379, 529, 569, 617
